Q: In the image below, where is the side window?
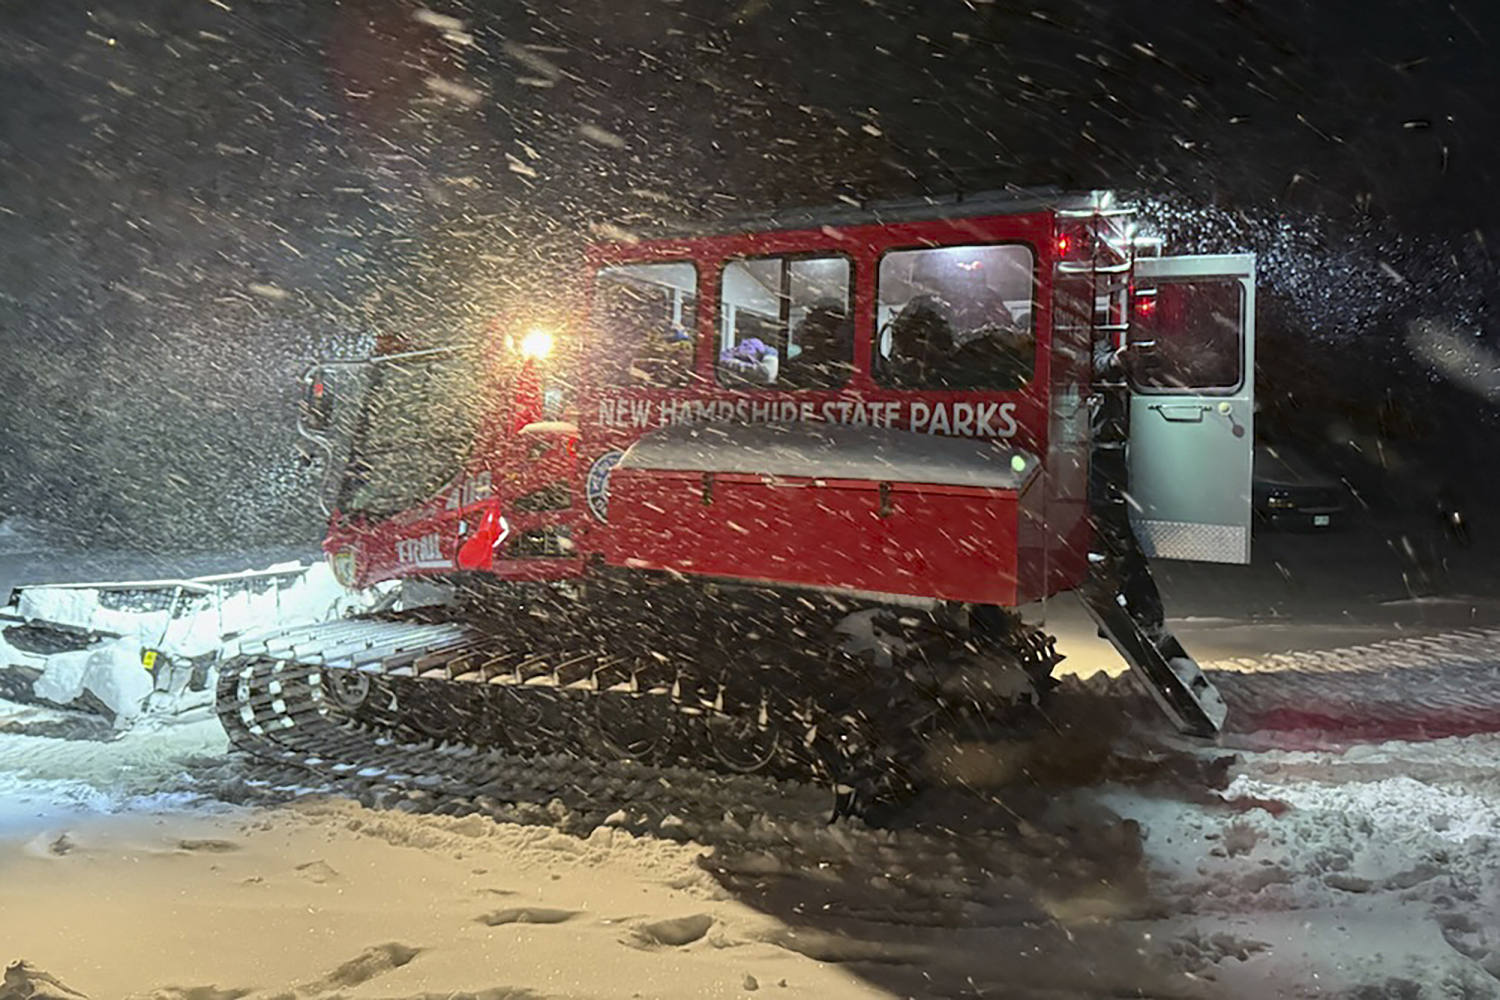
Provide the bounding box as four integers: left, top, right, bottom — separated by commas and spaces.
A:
593, 262, 698, 388
1128, 280, 1244, 392
875, 244, 1036, 391
717, 255, 853, 389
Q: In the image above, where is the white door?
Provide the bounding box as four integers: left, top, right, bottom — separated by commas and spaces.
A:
1126, 254, 1256, 564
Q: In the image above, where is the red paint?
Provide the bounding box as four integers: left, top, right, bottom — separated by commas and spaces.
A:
510, 359, 543, 435
455, 502, 505, 571
325, 204, 1113, 608
608, 469, 1027, 605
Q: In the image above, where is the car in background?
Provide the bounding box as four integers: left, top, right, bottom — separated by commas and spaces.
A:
1253, 443, 1348, 530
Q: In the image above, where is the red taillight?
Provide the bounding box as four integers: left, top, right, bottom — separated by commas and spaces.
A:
312, 381, 325, 397
1056, 233, 1071, 256
1135, 295, 1157, 317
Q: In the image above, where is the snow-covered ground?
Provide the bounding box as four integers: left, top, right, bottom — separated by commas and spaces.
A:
1098, 734, 1500, 996
0, 704, 226, 836
2, 693, 1498, 997
1, 524, 1499, 998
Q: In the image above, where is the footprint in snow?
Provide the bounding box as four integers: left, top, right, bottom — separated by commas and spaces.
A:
1, 960, 90, 999
263, 942, 421, 997
476, 907, 580, 926
176, 839, 242, 854
629, 914, 715, 948
293, 860, 341, 884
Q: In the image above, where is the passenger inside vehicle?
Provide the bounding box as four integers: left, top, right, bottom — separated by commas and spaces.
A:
781, 297, 854, 389
884, 294, 956, 388
717, 336, 779, 385
630, 322, 696, 387
716, 254, 853, 389
878, 243, 1035, 391
594, 262, 698, 388
942, 284, 1033, 390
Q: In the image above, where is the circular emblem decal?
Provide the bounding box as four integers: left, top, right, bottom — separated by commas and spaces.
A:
585, 450, 624, 523
329, 548, 358, 589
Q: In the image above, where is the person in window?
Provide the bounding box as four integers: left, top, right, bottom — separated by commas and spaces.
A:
885, 294, 955, 388
784, 298, 853, 389
718, 336, 779, 386
940, 285, 1032, 390
628, 322, 694, 387
951, 284, 1018, 341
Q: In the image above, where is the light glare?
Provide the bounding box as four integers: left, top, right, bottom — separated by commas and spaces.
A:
520, 328, 554, 359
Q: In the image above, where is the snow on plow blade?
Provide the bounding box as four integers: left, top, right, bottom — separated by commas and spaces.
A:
0, 562, 362, 721
1078, 581, 1228, 737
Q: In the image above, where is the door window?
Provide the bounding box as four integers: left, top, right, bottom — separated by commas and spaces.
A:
1128, 279, 1244, 393
339, 352, 485, 518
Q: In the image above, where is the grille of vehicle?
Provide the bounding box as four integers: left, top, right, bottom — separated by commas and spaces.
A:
508, 527, 574, 558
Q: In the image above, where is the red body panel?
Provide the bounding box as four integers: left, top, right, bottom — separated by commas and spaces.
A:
609, 470, 1027, 606
326, 205, 1099, 608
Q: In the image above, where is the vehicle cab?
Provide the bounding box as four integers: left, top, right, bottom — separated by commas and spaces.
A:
570, 193, 1103, 607
319, 190, 1256, 620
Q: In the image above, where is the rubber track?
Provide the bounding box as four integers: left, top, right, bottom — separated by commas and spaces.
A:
216, 647, 835, 831
214, 610, 1067, 826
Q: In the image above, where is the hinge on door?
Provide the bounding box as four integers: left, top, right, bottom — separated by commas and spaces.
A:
878, 482, 893, 518
701, 472, 714, 506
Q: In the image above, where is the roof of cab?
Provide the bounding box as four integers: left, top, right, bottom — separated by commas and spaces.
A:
588, 188, 1118, 251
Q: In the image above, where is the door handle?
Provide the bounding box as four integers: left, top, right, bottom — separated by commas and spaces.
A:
1149, 403, 1210, 423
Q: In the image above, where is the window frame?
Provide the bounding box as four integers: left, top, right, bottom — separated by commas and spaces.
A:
713, 249, 857, 391
591, 259, 702, 390
871, 240, 1040, 392
1126, 277, 1248, 396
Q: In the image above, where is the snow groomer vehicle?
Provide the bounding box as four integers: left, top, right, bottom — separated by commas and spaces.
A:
224, 189, 1257, 813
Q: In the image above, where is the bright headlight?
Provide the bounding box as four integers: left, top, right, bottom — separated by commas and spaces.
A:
520, 328, 555, 360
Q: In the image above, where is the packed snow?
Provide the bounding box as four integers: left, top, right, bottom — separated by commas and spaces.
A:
1, 545, 1499, 997
4, 694, 1499, 997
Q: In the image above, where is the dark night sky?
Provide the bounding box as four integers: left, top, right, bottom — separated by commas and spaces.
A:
1, 0, 1498, 544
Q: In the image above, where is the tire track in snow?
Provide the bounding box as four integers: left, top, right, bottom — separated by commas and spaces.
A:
1207, 626, 1500, 741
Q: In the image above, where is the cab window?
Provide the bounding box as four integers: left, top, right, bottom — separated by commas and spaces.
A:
717, 254, 853, 389
1127, 279, 1244, 393
875, 244, 1036, 391
340, 352, 485, 518
593, 262, 698, 388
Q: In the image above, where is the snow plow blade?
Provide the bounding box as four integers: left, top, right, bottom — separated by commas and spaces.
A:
0, 562, 359, 721
1078, 582, 1227, 737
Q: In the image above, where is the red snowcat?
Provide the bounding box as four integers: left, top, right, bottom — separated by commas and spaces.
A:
222, 190, 1256, 812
